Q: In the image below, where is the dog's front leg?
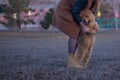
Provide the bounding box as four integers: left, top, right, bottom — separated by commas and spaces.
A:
83, 46, 93, 67
75, 45, 88, 64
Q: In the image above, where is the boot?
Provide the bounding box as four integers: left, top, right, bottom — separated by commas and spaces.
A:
67, 53, 84, 68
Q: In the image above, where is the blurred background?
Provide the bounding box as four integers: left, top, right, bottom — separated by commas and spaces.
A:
0, 1, 120, 80
0, 0, 120, 31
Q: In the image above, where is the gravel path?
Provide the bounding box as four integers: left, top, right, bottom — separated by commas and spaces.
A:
0, 30, 120, 80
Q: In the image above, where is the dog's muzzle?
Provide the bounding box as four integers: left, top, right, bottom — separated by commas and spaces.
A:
82, 19, 90, 25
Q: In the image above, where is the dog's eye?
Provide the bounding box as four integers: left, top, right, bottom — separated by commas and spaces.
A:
92, 27, 95, 30
85, 15, 89, 18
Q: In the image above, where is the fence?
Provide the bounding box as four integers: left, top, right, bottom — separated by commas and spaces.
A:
97, 18, 120, 30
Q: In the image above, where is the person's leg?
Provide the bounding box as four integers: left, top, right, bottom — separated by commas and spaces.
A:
68, 37, 76, 54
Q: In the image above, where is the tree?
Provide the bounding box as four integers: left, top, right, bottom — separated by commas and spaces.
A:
0, 0, 30, 31
0, 6, 3, 13
40, 8, 54, 29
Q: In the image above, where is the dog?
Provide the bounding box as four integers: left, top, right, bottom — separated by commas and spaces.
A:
75, 9, 99, 67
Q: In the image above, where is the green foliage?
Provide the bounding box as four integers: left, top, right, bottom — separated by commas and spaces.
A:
0, 0, 30, 30
0, 6, 3, 13
40, 8, 54, 29
23, 19, 35, 25
8, 0, 30, 13
0, 6, 16, 28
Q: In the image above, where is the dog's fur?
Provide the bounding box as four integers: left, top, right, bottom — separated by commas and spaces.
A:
75, 9, 99, 67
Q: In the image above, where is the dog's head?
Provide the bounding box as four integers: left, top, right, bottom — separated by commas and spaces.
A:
80, 9, 99, 34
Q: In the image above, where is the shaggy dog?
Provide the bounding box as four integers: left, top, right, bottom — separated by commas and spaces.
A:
75, 9, 99, 67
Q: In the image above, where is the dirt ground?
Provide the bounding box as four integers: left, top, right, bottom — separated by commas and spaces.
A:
0, 30, 120, 80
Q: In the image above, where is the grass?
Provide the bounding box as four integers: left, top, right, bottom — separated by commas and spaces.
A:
0, 30, 120, 80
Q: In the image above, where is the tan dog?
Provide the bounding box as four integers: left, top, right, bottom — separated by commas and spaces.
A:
75, 9, 99, 67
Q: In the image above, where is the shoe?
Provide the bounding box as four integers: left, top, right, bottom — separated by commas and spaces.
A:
67, 54, 84, 68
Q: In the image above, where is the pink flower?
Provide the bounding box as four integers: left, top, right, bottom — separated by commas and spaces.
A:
114, 12, 119, 18
0, 14, 8, 23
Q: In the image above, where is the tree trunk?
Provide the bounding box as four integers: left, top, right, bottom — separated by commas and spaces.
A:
17, 13, 21, 31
